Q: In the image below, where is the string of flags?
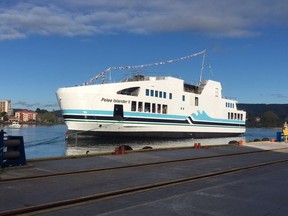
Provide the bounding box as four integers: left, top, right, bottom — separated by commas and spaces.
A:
82, 50, 206, 86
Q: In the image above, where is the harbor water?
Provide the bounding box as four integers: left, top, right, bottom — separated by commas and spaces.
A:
0, 124, 280, 159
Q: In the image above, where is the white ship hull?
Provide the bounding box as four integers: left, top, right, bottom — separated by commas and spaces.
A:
56, 75, 246, 138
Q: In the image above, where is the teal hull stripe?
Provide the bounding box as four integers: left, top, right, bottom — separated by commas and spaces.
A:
63, 109, 113, 115
62, 109, 186, 120
62, 109, 244, 124
125, 111, 186, 120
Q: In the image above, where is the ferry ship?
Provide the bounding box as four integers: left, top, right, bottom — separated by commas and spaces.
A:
56, 51, 246, 138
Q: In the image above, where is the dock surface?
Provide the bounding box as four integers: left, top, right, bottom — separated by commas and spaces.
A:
1, 142, 288, 215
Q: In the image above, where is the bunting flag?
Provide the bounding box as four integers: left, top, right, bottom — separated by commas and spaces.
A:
82, 50, 206, 86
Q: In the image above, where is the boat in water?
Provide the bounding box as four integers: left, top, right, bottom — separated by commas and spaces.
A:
56, 50, 246, 138
8, 121, 22, 129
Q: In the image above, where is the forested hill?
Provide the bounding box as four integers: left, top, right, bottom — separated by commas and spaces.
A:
238, 104, 288, 127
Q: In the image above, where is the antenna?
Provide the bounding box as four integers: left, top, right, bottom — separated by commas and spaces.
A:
199, 50, 206, 84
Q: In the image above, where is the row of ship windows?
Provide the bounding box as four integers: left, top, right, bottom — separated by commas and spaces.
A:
228, 112, 243, 120
226, 102, 235, 108
130, 97, 199, 114
146, 89, 172, 100
131, 101, 168, 114
130, 101, 239, 119
145, 89, 199, 104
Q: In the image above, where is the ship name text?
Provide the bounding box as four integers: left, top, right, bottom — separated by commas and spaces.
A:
101, 98, 130, 104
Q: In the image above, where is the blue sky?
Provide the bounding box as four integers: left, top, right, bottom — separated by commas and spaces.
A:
0, 0, 287, 111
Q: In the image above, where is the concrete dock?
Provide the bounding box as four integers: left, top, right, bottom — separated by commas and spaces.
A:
1, 141, 288, 215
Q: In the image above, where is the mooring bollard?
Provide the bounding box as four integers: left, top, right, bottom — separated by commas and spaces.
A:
114, 147, 119, 155
239, 140, 244, 145
121, 146, 125, 155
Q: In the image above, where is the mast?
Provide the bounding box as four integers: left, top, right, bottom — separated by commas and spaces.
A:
199, 50, 206, 84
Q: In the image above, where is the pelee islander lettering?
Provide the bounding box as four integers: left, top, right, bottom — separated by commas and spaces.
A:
101, 98, 130, 104
101, 98, 112, 102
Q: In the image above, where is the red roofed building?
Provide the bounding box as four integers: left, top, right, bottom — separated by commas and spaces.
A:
15, 110, 38, 123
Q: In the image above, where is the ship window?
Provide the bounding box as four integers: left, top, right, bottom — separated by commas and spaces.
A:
215, 88, 219, 97
117, 87, 140, 96
195, 97, 199, 106
162, 105, 167, 114
182, 95, 185, 101
157, 104, 161, 113
152, 103, 156, 113
138, 102, 143, 112
159, 91, 163, 98
146, 89, 149, 96
228, 112, 230, 119
150, 90, 154, 97
155, 91, 158, 97
169, 93, 172, 99
145, 102, 151, 112
131, 101, 137, 111
163, 92, 167, 99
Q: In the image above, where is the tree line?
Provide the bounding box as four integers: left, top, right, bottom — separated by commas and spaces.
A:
0, 109, 63, 124
35, 108, 63, 124
238, 104, 288, 128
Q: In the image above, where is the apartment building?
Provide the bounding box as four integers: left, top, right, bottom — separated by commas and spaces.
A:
0, 100, 13, 116
15, 110, 38, 122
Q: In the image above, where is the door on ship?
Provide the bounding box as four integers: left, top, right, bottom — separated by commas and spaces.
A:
113, 104, 123, 120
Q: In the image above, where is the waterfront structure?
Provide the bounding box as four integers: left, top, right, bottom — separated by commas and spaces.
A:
56, 51, 246, 138
8, 116, 18, 123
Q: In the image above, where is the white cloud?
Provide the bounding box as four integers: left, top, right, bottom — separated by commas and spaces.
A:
0, 0, 287, 40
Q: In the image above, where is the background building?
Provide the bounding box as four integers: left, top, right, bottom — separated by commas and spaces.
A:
0, 100, 13, 116
15, 110, 38, 122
